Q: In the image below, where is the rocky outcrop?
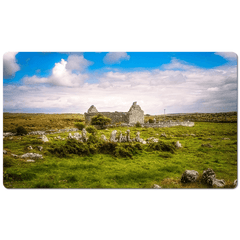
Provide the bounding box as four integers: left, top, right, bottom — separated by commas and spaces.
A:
3, 132, 16, 137
181, 170, 199, 183
21, 153, 43, 159
28, 131, 45, 135
3, 150, 7, 154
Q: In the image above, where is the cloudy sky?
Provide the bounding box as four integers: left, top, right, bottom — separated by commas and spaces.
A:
3, 52, 237, 114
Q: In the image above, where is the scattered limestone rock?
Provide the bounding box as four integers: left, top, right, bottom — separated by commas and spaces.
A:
11, 154, 18, 158
207, 138, 212, 140
201, 143, 213, 148
135, 131, 146, 144
181, 170, 199, 183
146, 137, 158, 143
37, 146, 43, 151
41, 135, 49, 142
190, 134, 196, 137
82, 128, 88, 142
175, 141, 182, 148
27, 146, 33, 150
3, 150, 7, 154
26, 159, 35, 163
101, 134, 108, 141
57, 136, 62, 140
161, 133, 167, 138
118, 132, 123, 142
201, 168, 225, 187
234, 179, 237, 187
212, 179, 225, 188
202, 168, 216, 185
21, 153, 43, 159
110, 130, 118, 142
3, 132, 16, 137
152, 184, 161, 189
126, 129, 131, 142
9, 137, 13, 140
28, 131, 45, 135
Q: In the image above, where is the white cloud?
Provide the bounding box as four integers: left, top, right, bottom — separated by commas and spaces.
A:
215, 52, 237, 61
162, 58, 196, 70
66, 54, 93, 72
23, 58, 89, 87
4, 58, 237, 114
3, 52, 20, 78
103, 52, 130, 64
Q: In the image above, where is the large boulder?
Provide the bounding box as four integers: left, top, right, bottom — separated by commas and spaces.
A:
202, 168, 216, 185
202, 168, 225, 187
181, 170, 199, 183
212, 179, 225, 188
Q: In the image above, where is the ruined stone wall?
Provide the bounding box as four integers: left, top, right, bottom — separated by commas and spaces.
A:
99, 112, 129, 124
84, 102, 144, 124
128, 109, 144, 124
84, 112, 129, 124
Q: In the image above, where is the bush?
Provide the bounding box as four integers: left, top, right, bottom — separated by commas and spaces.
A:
16, 126, 28, 135
149, 119, 154, 123
86, 126, 97, 135
135, 121, 142, 127
91, 114, 111, 126
148, 141, 176, 153
75, 122, 85, 130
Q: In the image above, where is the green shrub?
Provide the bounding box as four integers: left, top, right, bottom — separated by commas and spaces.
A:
149, 119, 154, 123
148, 141, 176, 153
75, 122, 85, 130
135, 121, 142, 128
86, 126, 97, 135
16, 126, 28, 135
91, 114, 111, 126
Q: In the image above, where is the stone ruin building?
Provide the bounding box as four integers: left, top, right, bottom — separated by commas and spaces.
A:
84, 102, 144, 125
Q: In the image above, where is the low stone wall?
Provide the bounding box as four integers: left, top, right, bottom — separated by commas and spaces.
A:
141, 121, 194, 128
95, 121, 195, 129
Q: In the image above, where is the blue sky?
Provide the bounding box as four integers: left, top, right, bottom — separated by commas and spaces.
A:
3, 52, 238, 114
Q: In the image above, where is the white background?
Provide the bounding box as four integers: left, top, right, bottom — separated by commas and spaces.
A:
0, 1, 239, 240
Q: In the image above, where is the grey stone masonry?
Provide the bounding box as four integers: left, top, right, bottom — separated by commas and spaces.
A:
84, 102, 144, 125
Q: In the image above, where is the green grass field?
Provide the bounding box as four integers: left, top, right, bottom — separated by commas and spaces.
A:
3, 115, 237, 188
